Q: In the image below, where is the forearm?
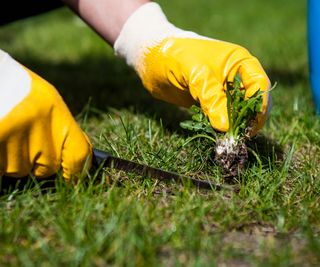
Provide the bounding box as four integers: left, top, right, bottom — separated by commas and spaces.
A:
62, 0, 150, 45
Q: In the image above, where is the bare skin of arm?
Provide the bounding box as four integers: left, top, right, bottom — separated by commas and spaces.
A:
62, 0, 150, 46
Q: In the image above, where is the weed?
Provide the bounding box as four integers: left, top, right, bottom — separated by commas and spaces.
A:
180, 74, 269, 178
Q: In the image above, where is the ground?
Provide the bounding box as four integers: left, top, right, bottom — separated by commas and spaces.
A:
0, 0, 319, 266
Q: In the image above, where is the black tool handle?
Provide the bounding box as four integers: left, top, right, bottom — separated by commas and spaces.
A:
92, 148, 113, 167
91, 148, 236, 192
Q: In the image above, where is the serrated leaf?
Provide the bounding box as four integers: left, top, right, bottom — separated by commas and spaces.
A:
179, 120, 196, 131
180, 121, 207, 132
204, 125, 215, 135
192, 112, 204, 122
189, 105, 202, 115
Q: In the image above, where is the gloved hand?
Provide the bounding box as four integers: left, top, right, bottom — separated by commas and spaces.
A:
114, 3, 270, 133
0, 50, 92, 180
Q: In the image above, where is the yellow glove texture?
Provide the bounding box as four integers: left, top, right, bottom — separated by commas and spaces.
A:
0, 51, 92, 180
114, 3, 270, 133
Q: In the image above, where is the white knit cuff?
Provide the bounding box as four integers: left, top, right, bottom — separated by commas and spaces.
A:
114, 2, 198, 69
0, 49, 31, 119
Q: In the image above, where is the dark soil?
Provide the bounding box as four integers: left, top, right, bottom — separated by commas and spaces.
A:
214, 137, 248, 178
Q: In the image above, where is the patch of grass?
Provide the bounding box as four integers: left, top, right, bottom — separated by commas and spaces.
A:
0, 0, 319, 266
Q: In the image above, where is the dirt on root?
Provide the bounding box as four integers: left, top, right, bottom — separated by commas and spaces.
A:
214, 137, 248, 178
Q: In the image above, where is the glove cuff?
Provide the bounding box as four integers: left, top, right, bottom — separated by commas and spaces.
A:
0, 49, 31, 119
114, 3, 197, 70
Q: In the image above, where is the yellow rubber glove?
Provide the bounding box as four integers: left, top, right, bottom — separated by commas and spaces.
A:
0, 50, 92, 180
114, 3, 270, 133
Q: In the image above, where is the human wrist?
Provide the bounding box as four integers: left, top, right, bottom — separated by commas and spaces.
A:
63, 0, 150, 46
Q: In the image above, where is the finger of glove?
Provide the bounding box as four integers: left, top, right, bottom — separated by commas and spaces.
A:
235, 57, 271, 134
0, 109, 61, 178
61, 121, 92, 181
238, 57, 270, 100
25, 71, 65, 178
189, 66, 229, 132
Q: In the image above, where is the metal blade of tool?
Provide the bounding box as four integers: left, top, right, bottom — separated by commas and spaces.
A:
93, 148, 236, 191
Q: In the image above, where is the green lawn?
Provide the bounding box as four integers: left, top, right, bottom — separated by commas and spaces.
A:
1, 0, 319, 266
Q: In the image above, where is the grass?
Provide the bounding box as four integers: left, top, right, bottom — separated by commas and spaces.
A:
0, 0, 319, 266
